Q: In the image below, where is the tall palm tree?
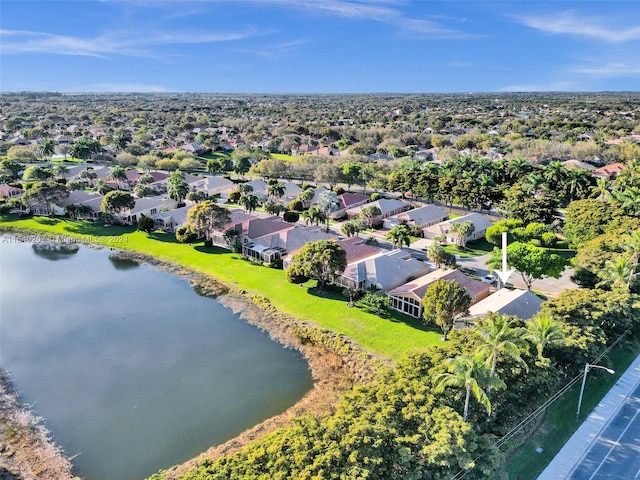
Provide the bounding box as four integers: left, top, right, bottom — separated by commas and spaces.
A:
474, 313, 528, 390
521, 172, 545, 195
239, 193, 259, 213
597, 254, 637, 290
38, 139, 56, 166
543, 160, 567, 187
109, 165, 127, 189
522, 314, 565, 363
506, 156, 533, 183
590, 177, 612, 201
563, 169, 593, 202
52, 163, 69, 179
268, 181, 286, 200
434, 354, 506, 422
94, 179, 113, 195
427, 243, 446, 269
385, 224, 412, 249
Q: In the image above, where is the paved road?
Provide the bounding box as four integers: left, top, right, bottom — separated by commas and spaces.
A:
567, 381, 640, 480
539, 354, 640, 480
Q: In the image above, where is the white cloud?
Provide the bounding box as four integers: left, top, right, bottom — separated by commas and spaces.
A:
231, 38, 307, 59
0, 28, 266, 58
514, 11, 640, 43
250, 0, 473, 38
569, 62, 640, 77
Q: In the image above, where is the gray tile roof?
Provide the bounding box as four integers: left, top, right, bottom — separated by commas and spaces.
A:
467, 288, 544, 320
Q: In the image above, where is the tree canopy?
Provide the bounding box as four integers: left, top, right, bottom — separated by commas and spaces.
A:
288, 240, 347, 288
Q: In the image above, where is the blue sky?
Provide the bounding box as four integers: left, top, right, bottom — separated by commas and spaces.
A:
1, 0, 639, 93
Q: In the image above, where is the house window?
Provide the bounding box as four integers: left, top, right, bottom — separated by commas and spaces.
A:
150, 208, 157, 215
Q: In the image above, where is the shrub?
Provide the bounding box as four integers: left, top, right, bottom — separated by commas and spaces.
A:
283, 210, 300, 223
175, 225, 198, 243
334, 187, 345, 195
137, 214, 155, 233
286, 266, 308, 284
288, 199, 304, 212
370, 192, 381, 201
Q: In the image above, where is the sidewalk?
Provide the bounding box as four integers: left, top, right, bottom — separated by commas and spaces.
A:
537, 353, 640, 479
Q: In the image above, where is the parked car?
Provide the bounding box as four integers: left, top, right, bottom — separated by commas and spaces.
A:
482, 274, 496, 284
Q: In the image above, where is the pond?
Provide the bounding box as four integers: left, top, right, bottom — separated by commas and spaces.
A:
0, 237, 313, 480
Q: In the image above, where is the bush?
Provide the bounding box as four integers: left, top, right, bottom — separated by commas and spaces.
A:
137, 214, 155, 233
228, 190, 241, 203
283, 210, 300, 223
288, 199, 304, 212
286, 266, 308, 284
370, 192, 381, 201
175, 226, 198, 243
334, 187, 345, 195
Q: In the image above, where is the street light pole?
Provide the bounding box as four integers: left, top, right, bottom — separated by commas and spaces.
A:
576, 362, 615, 420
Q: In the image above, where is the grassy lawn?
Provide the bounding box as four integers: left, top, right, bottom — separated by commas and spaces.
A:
503, 347, 638, 479
271, 153, 295, 162
0, 215, 443, 362
442, 238, 495, 258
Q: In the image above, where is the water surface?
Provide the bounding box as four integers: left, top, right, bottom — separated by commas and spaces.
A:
0, 238, 312, 480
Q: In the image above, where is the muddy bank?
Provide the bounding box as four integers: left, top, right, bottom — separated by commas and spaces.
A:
0, 369, 76, 480
110, 250, 384, 480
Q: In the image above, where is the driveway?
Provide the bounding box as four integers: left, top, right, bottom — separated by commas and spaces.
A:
456, 254, 577, 299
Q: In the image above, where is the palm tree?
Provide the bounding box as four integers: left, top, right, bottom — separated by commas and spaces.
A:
93, 179, 113, 195
427, 243, 446, 269
239, 193, 259, 213
474, 313, 528, 390
38, 139, 56, 166
52, 163, 69, 179
590, 177, 612, 201
521, 172, 545, 195
267, 181, 286, 200
522, 314, 565, 363
79, 168, 97, 187
109, 165, 127, 189
563, 169, 593, 202
543, 160, 567, 188
385, 224, 412, 249
597, 254, 637, 290
434, 354, 506, 422
506, 156, 532, 183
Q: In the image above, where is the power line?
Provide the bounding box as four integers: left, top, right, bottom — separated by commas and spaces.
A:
450, 329, 631, 480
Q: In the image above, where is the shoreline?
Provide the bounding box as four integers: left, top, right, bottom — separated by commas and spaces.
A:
0, 230, 384, 480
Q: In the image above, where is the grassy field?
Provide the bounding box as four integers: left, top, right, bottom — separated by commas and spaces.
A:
442, 238, 495, 258
270, 153, 295, 162
504, 346, 638, 479
0, 215, 443, 362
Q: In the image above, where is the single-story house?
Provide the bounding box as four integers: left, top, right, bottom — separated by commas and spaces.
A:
593, 163, 626, 180
466, 288, 545, 322
329, 192, 370, 219
336, 249, 430, 292
423, 212, 493, 244
55, 190, 103, 219
0, 184, 24, 199
152, 204, 191, 232
335, 236, 382, 264
345, 198, 411, 226
387, 269, 490, 318
383, 204, 448, 230
190, 175, 234, 197
112, 196, 178, 225
211, 209, 260, 248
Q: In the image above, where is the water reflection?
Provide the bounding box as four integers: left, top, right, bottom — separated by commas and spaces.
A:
31, 242, 80, 261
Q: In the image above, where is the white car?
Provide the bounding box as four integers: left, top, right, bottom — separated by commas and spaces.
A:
482, 274, 496, 284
